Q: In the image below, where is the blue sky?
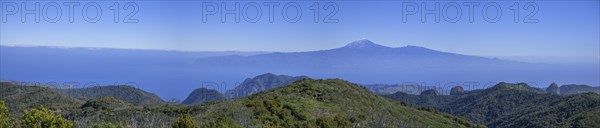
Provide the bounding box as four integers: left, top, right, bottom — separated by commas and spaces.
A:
1, 1, 599, 59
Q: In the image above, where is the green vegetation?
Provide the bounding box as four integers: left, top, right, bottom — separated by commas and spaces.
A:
89, 122, 130, 128
22, 106, 76, 128
6, 79, 598, 128
198, 116, 241, 128
0, 83, 84, 118
211, 79, 481, 127
57, 85, 166, 105
384, 82, 600, 127
81, 96, 132, 110
172, 114, 198, 128
19, 79, 598, 127
2, 79, 482, 127
1, 100, 16, 128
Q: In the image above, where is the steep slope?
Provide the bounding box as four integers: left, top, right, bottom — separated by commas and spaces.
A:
384, 83, 600, 127
57, 85, 165, 105
185, 79, 482, 127
225, 73, 309, 98
182, 88, 226, 105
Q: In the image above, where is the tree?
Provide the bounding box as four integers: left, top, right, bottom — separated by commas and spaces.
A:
172, 114, 198, 128
22, 106, 76, 128
199, 116, 241, 128
0, 100, 16, 128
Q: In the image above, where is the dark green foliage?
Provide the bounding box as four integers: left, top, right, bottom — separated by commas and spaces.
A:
22, 106, 76, 128
315, 114, 352, 128
385, 82, 600, 127
572, 107, 600, 127
489, 92, 600, 127
172, 114, 198, 128
90, 122, 130, 128
182, 88, 225, 105
198, 116, 241, 128
225, 79, 481, 127
58, 85, 165, 105
0, 83, 84, 118
81, 97, 132, 110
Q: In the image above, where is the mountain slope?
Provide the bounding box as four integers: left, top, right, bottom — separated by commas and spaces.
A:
57, 85, 165, 105
0, 82, 84, 117
187, 79, 483, 127
182, 88, 226, 105
559, 84, 600, 94
384, 82, 600, 127
225, 73, 309, 98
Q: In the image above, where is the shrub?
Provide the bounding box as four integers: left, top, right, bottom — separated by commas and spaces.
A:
199, 116, 241, 128
172, 114, 198, 128
22, 106, 76, 128
0, 100, 16, 128
90, 122, 130, 128
316, 115, 351, 128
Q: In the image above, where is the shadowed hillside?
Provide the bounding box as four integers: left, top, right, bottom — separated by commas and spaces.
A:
57, 85, 166, 105
225, 73, 309, 98
182, 88, 225, 105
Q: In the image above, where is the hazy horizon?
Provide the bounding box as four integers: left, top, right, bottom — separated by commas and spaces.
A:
2, 1, 599, 60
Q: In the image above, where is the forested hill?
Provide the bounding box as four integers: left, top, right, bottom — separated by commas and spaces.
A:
182, 78, 482, 127
384, 82, 600, 127
56, 85, 166, 105
0, 79, 483, 127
